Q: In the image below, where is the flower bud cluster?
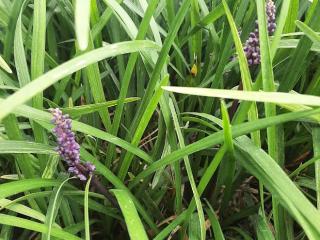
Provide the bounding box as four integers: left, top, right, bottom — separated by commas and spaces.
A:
244, 0, 276, 65
50, 108, 95, 180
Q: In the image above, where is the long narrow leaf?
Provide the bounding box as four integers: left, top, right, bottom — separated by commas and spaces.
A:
0, 40, 160, 121
163, 87, 320, 106
75, 0, 91, 50
112, 189, 149, 240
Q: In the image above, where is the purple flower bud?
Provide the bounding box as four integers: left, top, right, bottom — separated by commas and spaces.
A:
85, 162, 96, 172
78, 174, 87, 181
243, 0, 276, 66
244, 31, 261, 65
50, 108, 95, 181
266, 0, 276, 35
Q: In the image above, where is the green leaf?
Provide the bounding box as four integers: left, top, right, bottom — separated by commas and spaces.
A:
84, 176, 92, 240
3, 0, 24, 60
221, 101, 233, 153
0, 140, 56, 155
102, 0, 137, 39
256, 0, 282, 237
14, 0, 31, 87
91, 0, 124, 39
279, 3, 320, 91
270, 0, 292, 58
256, 212, 275, 240
83, 39, 112, 131
0, 85, 18, 90
0, 40, 160, 121
184, 3, 224, 40
0, 199, 49, 224
42, 177, 72, 240
277, 39, 320, 52
0, 55, 12, 73
277, 102, 320, 123
188, 213, 202, 240
42, 155, 60, 179
60, 97, 140, 118
169, 98, 205, 240
118, 75, 169, 180
126, 0, 191, 146
162, 87, 320, 106
105, 0, 160, 166
112, 189, 148, 240
312, 128, 320, 209
75, 0, 91, 50
235, 136, 320, 239
80, 149, 158, 232
283, 0, 299, 34
0, 214, 81, 240
153, 211, 188, 240
0, 179, 62, 200
129, 107, 320, 187
205, 200, 225, 240
295, 20, 320, 45
221, 0, 260, 146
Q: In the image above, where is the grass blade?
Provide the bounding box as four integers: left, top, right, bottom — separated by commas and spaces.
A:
205, 200, 225, 240
42, 177, 72, 240
0, 40, 160, 121
295, 20, 320, 44
0, 214, 81, 240
84, 176, 92, 240
126, 0, 190, 140
14, 0, 31, 87
61, 97, 140, 117
75, 0, 91, 50
106, 0, 160, 166
312, 128, 320, 209
169, 98, 206, 240
163, 87, 320, 106
129, 107, 320, 187
0, 55, 12, 73
0, 179, 61, 200
0, 199, 48, 223
0, 140, 56, 155
112, 189, 149, 240
81, 149, 158, 232
235, 136, 320, 239
256, 211, 275, 240
256, 0, 283, 238
118, 75, 169, 180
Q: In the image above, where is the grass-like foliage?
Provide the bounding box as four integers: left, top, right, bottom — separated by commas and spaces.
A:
1, 0, 320, 239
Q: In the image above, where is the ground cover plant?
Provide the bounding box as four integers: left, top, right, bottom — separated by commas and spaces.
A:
0, 0, 320, 239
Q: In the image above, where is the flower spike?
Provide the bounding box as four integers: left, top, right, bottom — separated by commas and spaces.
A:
50, 108, 95, 180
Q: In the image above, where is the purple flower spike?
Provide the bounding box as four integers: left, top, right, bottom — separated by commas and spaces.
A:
244, 31, 261, 66
243, 0, 276, 66
50, 108, 95, 181
266, 0, 276, 35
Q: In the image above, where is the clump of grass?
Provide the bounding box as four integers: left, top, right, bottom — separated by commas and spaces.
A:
1, 0, 320, 239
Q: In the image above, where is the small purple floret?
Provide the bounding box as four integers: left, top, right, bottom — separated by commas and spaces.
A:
243, 0, 276, 66
50, 108, 95, 180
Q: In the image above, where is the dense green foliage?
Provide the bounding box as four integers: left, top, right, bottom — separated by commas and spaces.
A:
0, 0, 320, 239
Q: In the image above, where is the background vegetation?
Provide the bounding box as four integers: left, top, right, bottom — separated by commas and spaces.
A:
0, 0, 320, 239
